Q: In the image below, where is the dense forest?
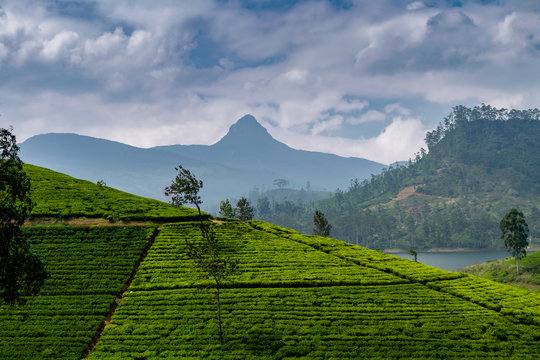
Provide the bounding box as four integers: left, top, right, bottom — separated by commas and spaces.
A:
253, 105, 540, 250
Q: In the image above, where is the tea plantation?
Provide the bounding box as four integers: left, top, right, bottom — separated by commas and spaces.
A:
3, 166, 540, 359
0, 226, 157, 359
25, 164, 202, 221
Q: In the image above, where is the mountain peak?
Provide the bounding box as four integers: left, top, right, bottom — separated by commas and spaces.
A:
229, 114, 268, 135
215, 114, 276, 148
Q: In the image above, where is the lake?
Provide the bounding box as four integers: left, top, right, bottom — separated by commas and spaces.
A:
387, 251, 510, 271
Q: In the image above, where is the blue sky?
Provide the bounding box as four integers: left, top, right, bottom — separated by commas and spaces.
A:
1, 0, 539, 163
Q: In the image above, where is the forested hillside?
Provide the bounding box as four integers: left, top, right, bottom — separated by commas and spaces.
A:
256, 105, 540, 250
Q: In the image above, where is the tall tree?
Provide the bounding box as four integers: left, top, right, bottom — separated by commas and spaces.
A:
313, 209, 332, 237
218, 199, 235, 218
1, 127, 48, 305
500, 208, 529, 274
235, 197, 254, 221
165, 165, 237, 346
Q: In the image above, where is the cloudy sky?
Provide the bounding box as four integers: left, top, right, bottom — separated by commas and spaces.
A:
1, 0, 539, 164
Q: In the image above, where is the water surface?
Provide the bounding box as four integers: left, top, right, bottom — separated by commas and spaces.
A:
387, 251, 510, 271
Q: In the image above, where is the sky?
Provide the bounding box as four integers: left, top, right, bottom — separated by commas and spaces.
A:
1, 0, 539, 164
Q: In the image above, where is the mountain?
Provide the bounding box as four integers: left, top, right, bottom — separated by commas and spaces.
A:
19, 115, 385, 210
257, 105, 540, 250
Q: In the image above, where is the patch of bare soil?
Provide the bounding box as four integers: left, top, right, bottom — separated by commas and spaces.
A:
370, 185, 426, 209
392, 185, 424, 202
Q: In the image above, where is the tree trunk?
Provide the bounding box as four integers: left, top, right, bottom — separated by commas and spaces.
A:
516, 256, 520, 274
216, 285, 223, 346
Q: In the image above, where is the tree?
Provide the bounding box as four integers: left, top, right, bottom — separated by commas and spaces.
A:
164, 165, 237, 346
408, 248, 418, 262
500, 208, 529, 274
218, 199, 235, 218
313, 209, 332, 237
235, 197, 254, 221
273, 178, 289, 189
1, 127, 48, 305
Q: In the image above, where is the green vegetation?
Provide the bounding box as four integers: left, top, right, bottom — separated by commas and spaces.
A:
165, 165, 238, 346
256, 105, 540, 250
25, 164, 201, 221
461, 251, 540, 291
219, 199, 235, 218
24, 226, 156, 295
313, 209, 331, 237
0, 225, 156, 359
4, 157, 540, 358
235, 197, 254, 221
89, 221, 540, 359
1, 127, 47, 304
500, 208, 529, 273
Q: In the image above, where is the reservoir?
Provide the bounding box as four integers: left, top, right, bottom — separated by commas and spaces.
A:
387, 251, 510, 271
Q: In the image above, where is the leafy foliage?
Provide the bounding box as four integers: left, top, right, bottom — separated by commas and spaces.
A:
0, 127, 47, 304
500, 208, 529, 274
235, 197, 254, 221
164, 165, 203, 212
312, 209, 331, 237
219, 199, 236, 218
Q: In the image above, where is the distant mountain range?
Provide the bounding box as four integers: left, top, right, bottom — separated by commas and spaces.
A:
20, 115, 385, 210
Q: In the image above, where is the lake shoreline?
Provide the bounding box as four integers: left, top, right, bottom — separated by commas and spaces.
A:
384, 248, 507, 254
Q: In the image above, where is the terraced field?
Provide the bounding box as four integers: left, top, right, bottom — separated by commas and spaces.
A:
0, 226, 156, 359
87, 221, 540, 359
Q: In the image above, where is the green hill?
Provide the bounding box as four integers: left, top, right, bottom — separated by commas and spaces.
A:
25, 164, 202, 222
461, 251, 540, 291
3, 164, 540, 358
257, 105, 540, 251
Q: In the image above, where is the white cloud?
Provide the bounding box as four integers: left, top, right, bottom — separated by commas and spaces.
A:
311, 115, 344, 135
347, 110, 386, 125
41, 30, 79, 61
2, 0, 540, 165
283, 69, 309, 84
385, 103, 410, 116
407, 2, 425, 11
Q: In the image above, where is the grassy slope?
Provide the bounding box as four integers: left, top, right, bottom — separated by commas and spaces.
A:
25, 164, 202, 221
461, 251, 540, 291
0, 226, 156, 360
89, 221, 540, 359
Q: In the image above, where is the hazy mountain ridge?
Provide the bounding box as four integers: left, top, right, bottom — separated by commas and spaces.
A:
19, 115, 385, 210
